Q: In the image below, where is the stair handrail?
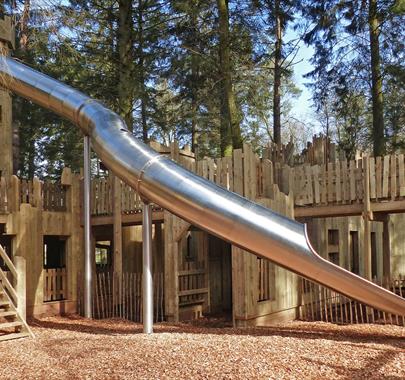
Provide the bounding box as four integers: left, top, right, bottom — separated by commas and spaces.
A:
0, 244, 17, 278
0, 244, 19, 306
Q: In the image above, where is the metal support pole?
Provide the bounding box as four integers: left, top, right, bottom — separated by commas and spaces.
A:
83, 135, 92, 318
142, 201, 153, 334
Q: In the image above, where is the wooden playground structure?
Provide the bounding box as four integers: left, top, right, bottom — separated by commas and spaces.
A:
0, 15, 404, 342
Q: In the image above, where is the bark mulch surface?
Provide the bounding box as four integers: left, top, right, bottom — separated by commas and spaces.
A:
0, 315, 404, 379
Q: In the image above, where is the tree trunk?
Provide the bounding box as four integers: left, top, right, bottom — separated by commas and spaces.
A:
118, 0, 134, 130
273, 0, 282, 146
217, 0, 242, 156
19, 0, 31, 51
190, 3, 199, 154
137, 0, 148, 143
368, 0, 385, 156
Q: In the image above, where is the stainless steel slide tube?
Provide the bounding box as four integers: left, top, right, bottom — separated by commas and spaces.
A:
142, 202, 153, 334
83, 135, 92, 318
1, 57, 404, 316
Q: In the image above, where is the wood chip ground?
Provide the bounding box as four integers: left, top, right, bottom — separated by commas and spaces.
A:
0, 316, 403, 379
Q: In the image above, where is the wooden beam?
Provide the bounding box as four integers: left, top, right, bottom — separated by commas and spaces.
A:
296, 200, 405, 219
174, 220, 191, 242
371, 200, 405, 214
294, 203, 364, 218
90, 210, 164, 226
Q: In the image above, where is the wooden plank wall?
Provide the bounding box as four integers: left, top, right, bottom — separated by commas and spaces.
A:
0, 176, 7, 213
194, 143, 299, 326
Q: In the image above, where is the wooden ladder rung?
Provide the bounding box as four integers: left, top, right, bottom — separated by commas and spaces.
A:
0, 300, 10, 308
0, 332, 30, 342
0, 310, 16, 318
0, 320, 22, 329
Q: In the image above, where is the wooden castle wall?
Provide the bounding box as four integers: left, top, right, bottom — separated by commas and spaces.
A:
306, 217, 383, 279
1, 169, 83, 316
388, 214, 405, 277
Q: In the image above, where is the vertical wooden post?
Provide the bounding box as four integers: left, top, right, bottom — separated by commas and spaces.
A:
382, 215, 391, 280
32, 177, 42, 209
61, 167, 72, 210
113, 175, 122, 275
0, 16, 15, 177
10, 175, 20, 212
163, 211, 179, 322
363, 157, 372, 280
14, 256, 26, 320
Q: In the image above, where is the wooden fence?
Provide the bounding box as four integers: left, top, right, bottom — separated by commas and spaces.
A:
43, 268, 67, 302
87, 144, 405, 216
291, 155, 405, 207
91, 177, 113, 215
42, 182, 67, 211
0, 176, 67, 213
300, 276, 405, 326
178, 261, 208, 307
90, 177, 161, 216
78, 272, 164, 322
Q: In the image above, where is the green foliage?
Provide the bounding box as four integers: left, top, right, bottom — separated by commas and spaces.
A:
10, 0, 404, 176
300, 0, 405, 157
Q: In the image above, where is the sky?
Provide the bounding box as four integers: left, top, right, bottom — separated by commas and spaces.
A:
291, 44, 315, 119
284, 26, 317, 126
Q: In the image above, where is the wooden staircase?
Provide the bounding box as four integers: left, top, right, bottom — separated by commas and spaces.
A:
0, 244, 33, 342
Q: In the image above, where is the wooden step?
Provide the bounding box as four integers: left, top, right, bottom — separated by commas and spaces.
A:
0, 321, 22, 329
0, 332, 30, 342
0, 300, 10, 308
0, 310, 16, 318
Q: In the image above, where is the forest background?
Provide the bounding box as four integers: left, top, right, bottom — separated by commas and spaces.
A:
3, 0, 405, 178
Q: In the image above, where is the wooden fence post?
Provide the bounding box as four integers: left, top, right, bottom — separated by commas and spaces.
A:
363, 156, 372, 280
14, 256, 26, 320
113, 175, 122, 275
9, 175, 20, 212
32, 177, 42, 209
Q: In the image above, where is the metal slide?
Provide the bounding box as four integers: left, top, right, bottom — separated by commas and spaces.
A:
1, 57, 404, 317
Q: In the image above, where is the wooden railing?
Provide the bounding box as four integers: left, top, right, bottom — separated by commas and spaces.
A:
77, 271, 164, 322
0, 176, 68, 213
42, 182, 67, 211
121, 182, 142, 214
91, 177, 113, 215
300, 276, 405, 326
87, 143, 405, 218
90, 177, 159, 216
43, 268, 67, 302
19, 179, 35, 206
0, 243, 25, 317
290, 155, 405, 207
178, 261, 208, 307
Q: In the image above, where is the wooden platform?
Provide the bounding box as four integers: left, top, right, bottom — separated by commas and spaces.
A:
90, 210, 164, 226
295, 200, 405, 218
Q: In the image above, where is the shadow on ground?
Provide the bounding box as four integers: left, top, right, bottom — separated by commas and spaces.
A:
28, 315, 405, 350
